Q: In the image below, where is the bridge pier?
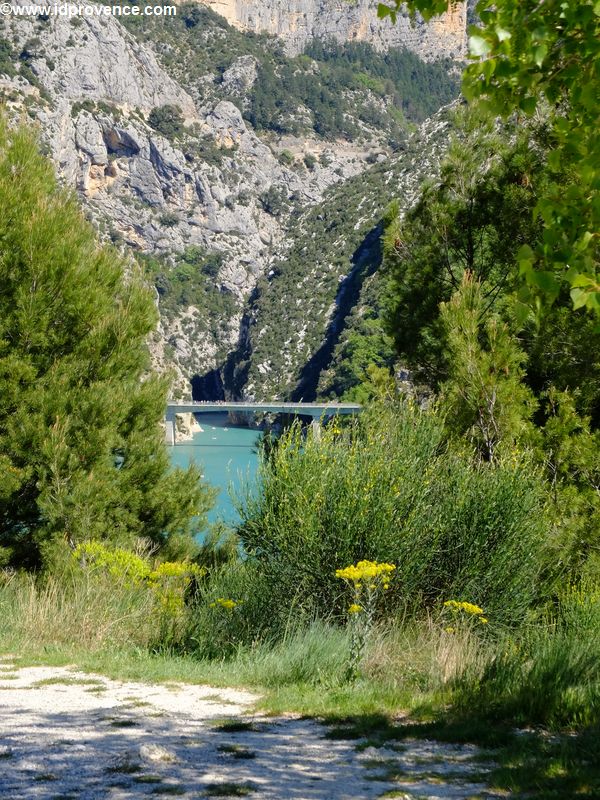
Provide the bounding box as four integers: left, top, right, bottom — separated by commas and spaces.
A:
311, 419, 322, 442
164, 407, 177, 446
164, 420, 175, 446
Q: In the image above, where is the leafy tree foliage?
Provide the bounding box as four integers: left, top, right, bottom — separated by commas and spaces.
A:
0, 122, 213, 569
379, 0, 599, 313
386, 109, 546, 387
383, 110, 600, 578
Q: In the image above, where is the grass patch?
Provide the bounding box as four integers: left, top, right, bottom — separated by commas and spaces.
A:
122, 697, 152, 708
214, 720, 260, 734
218, 743, 256, 759
33, 677, 105, 688
109, 719, 139, 728
204, 783, 256, 797
107, 762, 142, 775
133, 774, 164, 784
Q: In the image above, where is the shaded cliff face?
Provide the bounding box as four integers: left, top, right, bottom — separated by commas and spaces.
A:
202, 0, 466, 60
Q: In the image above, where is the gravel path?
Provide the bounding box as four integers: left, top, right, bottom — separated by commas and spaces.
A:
0, 657, 503, 799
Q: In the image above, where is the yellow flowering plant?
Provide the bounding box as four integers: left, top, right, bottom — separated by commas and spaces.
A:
73, 542, 205, 637
336, 559, 396, 680
442, 599, 489, 634
209, 597, 241, 612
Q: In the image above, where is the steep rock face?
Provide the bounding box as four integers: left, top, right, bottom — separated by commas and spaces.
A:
202, 0, 467, 59
1, 12, 370, 397
230, 109, 453, 401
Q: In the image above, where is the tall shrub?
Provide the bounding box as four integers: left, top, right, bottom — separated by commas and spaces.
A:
238, 402, 549, 628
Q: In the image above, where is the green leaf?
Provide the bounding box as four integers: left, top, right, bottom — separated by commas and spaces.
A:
571, 273, 598, 288
520, 96, 538, 115
547, 150, 561, 171
529, 271, 560, 295
534, 44, 548, 67
517, 244, 535, 262
469, 35, 492, 57
495, 26, 512, 42
576, 232, 594, 252
570, 287, 589, 310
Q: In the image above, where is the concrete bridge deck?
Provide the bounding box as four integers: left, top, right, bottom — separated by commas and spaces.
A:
167, 401, 362, 417
164, 401, 362, 445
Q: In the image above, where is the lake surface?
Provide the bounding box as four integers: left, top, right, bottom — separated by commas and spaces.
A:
168, 412, 261, 530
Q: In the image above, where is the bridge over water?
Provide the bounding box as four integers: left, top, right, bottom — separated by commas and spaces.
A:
164, 401, 362, 445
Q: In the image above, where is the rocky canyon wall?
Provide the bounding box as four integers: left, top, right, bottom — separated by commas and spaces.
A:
201, 0, 466, 60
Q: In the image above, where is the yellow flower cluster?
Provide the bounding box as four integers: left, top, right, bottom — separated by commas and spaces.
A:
73, 542, 204, 615
444, 600, 488, 624
348, 604, 363, 614
148, 561, 205, 583
73, 541, 149, 585
335, 560, 396, 588
210, 597, 241, 611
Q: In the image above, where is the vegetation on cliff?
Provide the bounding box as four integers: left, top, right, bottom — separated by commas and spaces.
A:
122, 3, 458, 143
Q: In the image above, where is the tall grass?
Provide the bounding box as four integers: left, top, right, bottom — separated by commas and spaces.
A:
0, 570, 158, 652
452, 582, 600, 728
2, 566, 598, 731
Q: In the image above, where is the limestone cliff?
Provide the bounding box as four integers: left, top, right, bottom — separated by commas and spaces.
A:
1, 12, 370, 396
201, 0, 466, 60
0, 5, 459, 402
175, 412, 204, 442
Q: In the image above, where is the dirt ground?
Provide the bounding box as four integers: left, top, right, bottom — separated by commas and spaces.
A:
0, 657, 503, 799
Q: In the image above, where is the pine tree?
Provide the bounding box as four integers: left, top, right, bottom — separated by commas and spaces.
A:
0, 120, 214, 569
439, 274, 536, 463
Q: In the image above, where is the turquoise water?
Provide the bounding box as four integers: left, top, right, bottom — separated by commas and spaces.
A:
168, 412, 261, 530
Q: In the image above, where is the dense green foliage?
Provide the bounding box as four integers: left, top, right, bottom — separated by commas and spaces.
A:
0, 122, 213, 569
317, 269, 396, 402
246, 38, 457, 138
237, 403, 547, 630
386, 112, 546, 386
0, 37, 16, 78
148, 104, 185, 139
382, 108, 600, 581
140, 247, 238, 365
380, 0, 599, 311
121, 4, 458, 142
454, 581, 600, 729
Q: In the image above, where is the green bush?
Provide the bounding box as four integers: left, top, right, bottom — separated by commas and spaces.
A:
148, 105, 184, 140
237, 401, 549, 630
186, 560, 285, 657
